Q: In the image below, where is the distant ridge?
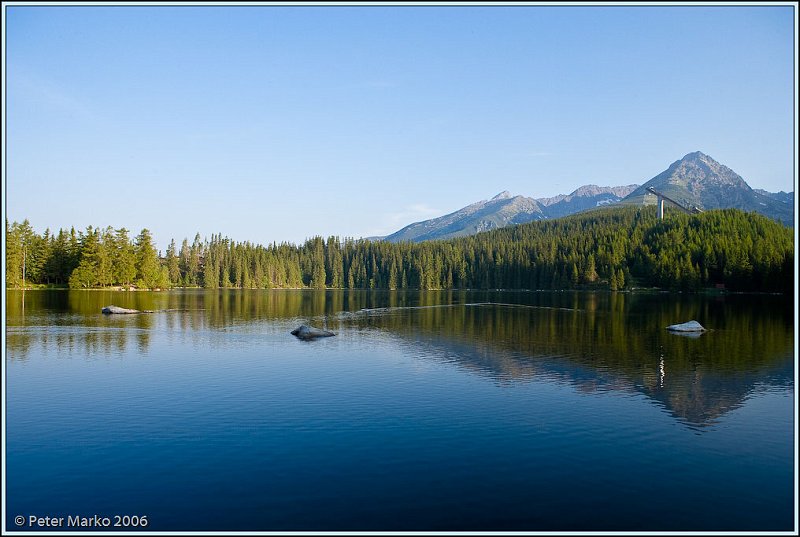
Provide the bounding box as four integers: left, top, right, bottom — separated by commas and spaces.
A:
382, 184, 639, 243
753, 189, 793, 206
538, 184, 639, 219
537, 185, 638, 207
383, 193, 546, 243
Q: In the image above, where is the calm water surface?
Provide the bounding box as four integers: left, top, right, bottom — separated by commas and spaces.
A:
5, 290, 795, 531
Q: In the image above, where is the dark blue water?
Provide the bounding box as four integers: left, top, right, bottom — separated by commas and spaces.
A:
5, 290, 795, 531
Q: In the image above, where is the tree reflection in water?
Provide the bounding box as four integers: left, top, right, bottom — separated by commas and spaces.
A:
7, 289, 793, 429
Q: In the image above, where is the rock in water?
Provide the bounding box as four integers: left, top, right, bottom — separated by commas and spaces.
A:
291, 325, 335, 340
102, 305, 141, 314
666, 320, 705, 332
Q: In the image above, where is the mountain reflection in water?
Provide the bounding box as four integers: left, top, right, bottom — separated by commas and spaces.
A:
7, 289, 793, 430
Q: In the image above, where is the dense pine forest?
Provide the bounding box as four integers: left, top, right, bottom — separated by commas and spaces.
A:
5, 206, 794, 293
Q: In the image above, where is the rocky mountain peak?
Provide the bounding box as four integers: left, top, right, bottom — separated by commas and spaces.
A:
682, 150, 710, 162
671, 151, 749, 189
621, 151, 791, 225
491, 191, 512, 201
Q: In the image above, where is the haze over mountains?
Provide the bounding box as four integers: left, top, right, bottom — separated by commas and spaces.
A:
381, 152, 793, 243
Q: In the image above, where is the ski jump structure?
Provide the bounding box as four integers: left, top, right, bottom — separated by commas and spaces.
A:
646, 187, 703, 219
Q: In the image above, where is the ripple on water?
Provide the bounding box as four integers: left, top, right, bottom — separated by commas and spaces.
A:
5, 290, 794, 531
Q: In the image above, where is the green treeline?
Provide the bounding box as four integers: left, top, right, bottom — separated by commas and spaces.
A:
5, 206, 794, 293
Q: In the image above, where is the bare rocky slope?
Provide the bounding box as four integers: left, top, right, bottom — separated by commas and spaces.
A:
383, 185, 640, 243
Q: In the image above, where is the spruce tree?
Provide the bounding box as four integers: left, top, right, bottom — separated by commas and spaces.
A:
166, 239, 180, 286
134, 229, 161, 289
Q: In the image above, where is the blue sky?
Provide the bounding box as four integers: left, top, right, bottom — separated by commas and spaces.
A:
4, 4, 796, 250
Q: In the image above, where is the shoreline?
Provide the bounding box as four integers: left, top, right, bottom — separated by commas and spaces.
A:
5, 287, 788, 296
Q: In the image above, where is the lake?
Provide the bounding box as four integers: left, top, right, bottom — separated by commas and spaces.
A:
5, 289, 795, 532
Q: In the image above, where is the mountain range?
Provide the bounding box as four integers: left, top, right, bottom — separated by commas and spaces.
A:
383, 185, 638, 243
380, 152, 793, 243
536, 184, 639, 218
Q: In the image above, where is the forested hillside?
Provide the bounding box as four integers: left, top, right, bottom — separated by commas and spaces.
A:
5, 206, 794, 293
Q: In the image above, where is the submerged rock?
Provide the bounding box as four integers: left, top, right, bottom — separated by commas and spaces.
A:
291, 325, 335, 340
666, 320, 706, 332
102, 305, 141, 314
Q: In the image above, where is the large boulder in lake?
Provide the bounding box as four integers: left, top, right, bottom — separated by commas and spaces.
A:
102, 305, 141, 314
666, 320, 706, 332
291, 325, 335, 340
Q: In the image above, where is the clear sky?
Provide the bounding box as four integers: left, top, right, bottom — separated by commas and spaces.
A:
4, 3, 796, 251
